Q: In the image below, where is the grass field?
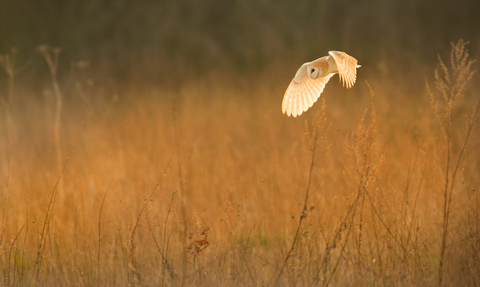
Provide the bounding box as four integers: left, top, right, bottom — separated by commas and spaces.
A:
1, 41, 479, 286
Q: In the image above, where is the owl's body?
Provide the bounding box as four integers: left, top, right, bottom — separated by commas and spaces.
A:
282, 51, 360, 117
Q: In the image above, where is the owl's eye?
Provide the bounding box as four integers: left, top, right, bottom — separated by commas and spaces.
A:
307, 66, 319, 79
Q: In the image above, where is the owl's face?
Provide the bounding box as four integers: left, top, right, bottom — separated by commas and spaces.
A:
307, 65, 320, 79
306, 59, 329, 79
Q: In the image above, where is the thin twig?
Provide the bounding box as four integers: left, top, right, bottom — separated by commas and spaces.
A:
29, 125, 83, 286
274, 132, 318, 287
97, 176, 116, 284
129, 148, 176, 286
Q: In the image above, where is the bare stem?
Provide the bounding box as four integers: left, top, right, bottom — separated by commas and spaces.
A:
97, 176, 116, 284
129, 148, 176, 285
430, 40, 477, 287
273, 132, 318, 287
29, 126, 82, 286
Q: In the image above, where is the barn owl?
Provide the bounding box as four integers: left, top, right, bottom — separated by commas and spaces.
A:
282, 51, 360, 117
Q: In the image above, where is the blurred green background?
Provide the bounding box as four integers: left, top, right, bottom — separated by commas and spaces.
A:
1, 0, 479, 82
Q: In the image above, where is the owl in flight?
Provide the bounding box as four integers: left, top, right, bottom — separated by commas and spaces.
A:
282, 51, 360, 117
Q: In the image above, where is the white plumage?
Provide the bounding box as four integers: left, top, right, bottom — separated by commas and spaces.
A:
282, 51, 360, 117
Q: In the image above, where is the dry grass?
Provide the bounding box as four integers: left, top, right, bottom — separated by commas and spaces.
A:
0, 41, 479, 286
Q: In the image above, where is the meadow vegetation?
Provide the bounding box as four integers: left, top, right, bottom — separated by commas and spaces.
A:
0, 40, 479, 286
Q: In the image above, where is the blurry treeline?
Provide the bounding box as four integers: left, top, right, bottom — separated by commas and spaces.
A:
1, 0, 479, 82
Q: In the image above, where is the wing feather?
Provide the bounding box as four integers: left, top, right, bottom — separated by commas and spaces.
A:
282, 63, 334, 117
328, 51, 359, 89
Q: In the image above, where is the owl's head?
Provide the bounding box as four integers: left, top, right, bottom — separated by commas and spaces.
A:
307, 65, 320, 79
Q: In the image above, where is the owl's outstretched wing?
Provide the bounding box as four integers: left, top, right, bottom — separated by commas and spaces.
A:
282, 63, 334, 117
328, 51, 359, 89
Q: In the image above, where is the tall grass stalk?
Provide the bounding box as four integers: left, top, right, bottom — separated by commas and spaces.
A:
129, 148, 176, 285
274, 99, 330, 286
173, 97, 189, 287
426, 40, 478, 286
0, 52, 16, 266
29, 128, 82, 286
39, 46, 64, 195
97, 176, 115, 284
